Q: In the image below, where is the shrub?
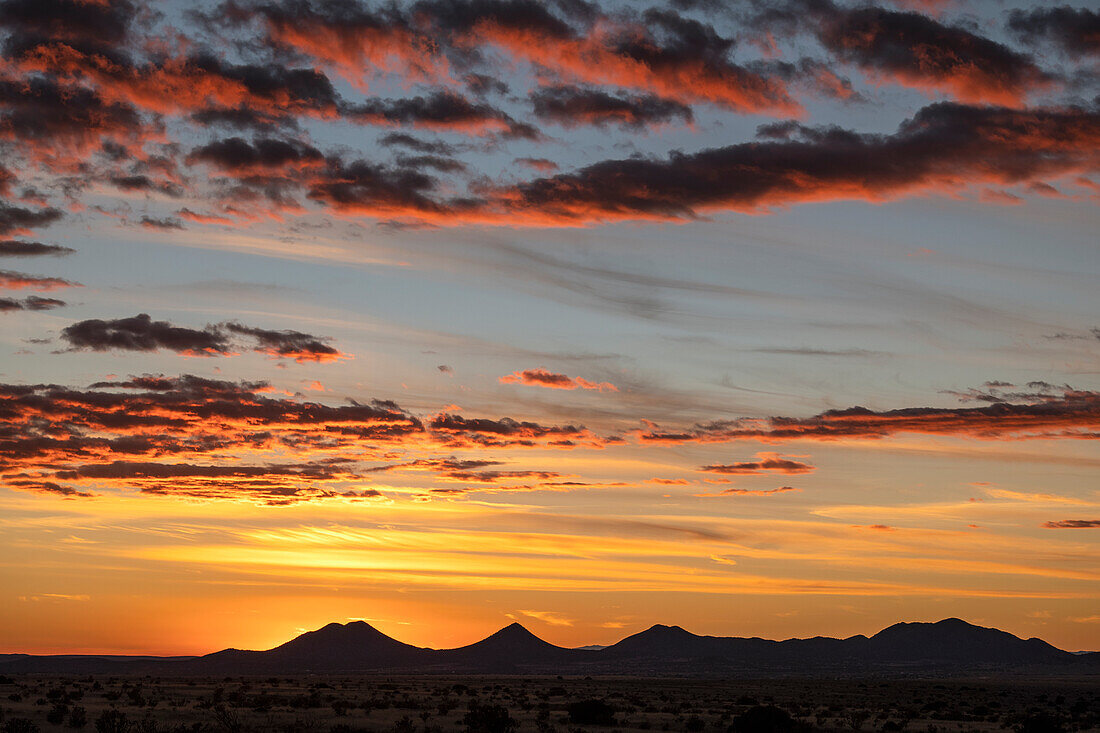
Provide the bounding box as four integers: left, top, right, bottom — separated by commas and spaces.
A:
2, 720, 39, 733
567, 699, 616, 726
731, 706, 807, 733
67, 706, 88, 729
94, 709, 130, 733
463, 702, 518, 733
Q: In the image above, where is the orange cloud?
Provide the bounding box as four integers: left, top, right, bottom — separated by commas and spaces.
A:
700, 452, 814, 475
499, 368, 618, 392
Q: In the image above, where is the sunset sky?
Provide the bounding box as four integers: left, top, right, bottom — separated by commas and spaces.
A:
1, 0, 1099, 657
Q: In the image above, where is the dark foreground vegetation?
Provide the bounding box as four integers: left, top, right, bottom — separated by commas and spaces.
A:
0, 675, 1096, 733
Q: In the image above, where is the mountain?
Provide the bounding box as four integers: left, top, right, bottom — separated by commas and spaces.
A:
185, 620, 429, 673
1, 618, 1096, 676
429, 622, 589, 671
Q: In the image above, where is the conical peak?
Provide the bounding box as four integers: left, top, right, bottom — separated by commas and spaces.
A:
491, 622, 540, 639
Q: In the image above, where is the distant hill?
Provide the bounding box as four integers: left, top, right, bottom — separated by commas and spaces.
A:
1, 618, 1096, 676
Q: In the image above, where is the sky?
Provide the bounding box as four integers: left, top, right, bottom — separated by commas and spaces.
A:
0, 0, 1098, 656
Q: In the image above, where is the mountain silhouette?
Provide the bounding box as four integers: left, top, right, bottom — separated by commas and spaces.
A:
185, 620, 428, 673
1, 617, 1095, 676
865, 618, 1069, 665
432, 622, 587, 671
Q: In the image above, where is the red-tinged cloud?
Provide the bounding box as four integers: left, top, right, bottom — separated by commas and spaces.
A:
0, 373, 628, 503
420, 2, 799, 114
506, 102, 1100, 225
0, 269, 80, 291
429, 412, 609, 448
700, 452, 814, 475
223, 322, 351, 364
637, 384, 1100, 444
808, 2, 1051, 105
514, 157, 558, 172
499, 368, 618, 392
0, 374, 424, 502
240, 0, 448, 89
1042, 520, 1100, 529
0, 76, 147, 163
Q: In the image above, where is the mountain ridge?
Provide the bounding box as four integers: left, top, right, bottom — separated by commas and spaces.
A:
2, 617, 1097, 676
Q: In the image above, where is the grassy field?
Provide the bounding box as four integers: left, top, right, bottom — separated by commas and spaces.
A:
0, 674, 1095, 732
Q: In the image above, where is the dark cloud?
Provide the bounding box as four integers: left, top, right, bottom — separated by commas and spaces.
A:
344, 91, 522, 136
1008, 6, 1100, 56
139, 216, 184, 230
530, 85, 693, 129
800, 1, 1050, 104
1042, 519, 1100, 529
378, 133, 456, 155
59, 314, 350, 362
464, 72, 509, 96
0, 203, 63, 236
223, 322, 349, 363
0, 76, 145, 157
638, 384, 1100, 444
109, 175, 183, 197
0, 0, 136, 46
7, 479, 93, 498
0, 295, 65, 311
61, 314, 232, 356
415, 0, 578, 38
54, 459, 347, 481
0, 240, 74, 257
306, 158, 451, 219
429, 412, 609, 448
187, 136, 324, 172
700, 453, 815, 474
511, 101, 1100, 224
394, 154, 467, 173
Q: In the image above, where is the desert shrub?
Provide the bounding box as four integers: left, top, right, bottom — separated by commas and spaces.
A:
463, 702, 517, 733
567, 699, 616, 726
1015, 713, 1064, 733
2, 720, 39, 733
67, 706, 88, 728
685, 715, 705, 731
47, 703, 69, 724
95, 709, 130, 733
731, 706, 807, 733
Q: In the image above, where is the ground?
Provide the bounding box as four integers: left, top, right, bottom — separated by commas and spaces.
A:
0, 674, 1096, 732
